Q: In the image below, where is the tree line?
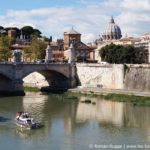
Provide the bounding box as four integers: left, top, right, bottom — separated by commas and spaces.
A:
99, 43, 148, 64
0, 26, 41, 38
0, 25, 47, 61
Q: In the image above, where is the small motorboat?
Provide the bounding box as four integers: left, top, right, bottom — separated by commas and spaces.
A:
15, 112, 42, 129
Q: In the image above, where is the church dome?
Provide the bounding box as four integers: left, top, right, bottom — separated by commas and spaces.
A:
102, 17, 122, 40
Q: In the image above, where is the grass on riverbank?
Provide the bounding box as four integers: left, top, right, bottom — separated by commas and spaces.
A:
103, 93, 150, 106
24, 86, 40, 92
68, 91, 150, 106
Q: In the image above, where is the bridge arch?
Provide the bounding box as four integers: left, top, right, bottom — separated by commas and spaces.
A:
22, 69, 71, 89
0, 63, 76, 95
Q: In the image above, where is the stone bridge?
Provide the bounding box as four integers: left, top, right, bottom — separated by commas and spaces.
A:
0, 63, 76, 95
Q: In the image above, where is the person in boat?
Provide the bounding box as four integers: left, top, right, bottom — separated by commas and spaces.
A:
16, 111, 42, 129
23, 112, 30, 118
16, 112, 22, 120
16, 112, 30, 120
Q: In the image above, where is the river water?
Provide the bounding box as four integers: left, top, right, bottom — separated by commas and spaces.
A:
0, 92, 150, 150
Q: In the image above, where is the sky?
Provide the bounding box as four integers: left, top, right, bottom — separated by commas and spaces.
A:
0, 0, 150, 43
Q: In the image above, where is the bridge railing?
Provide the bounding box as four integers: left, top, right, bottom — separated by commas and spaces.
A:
0, 61, 69, 65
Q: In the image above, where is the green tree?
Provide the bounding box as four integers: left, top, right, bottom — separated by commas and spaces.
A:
21, 26, 34, 35
23, 36, 47, 61
23, 46, 33, 61
99, 43, 146, 64
32, 29, 41, 37
0, 36, 12, 61
0, 26, 4, 30
21, 26, 41, 38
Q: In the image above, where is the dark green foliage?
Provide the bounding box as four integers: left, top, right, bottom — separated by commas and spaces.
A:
100, 43, 147, 64
32, 29, 42, 37
0, 26, 4, 30
21, 26, 34, 35
21, 26, 41, 37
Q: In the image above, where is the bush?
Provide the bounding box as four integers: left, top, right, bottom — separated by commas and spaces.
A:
99, 43, 147, 64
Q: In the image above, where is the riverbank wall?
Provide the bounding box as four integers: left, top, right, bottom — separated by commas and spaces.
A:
76, 63, 124, 89
76, 63, 150, 92
125, 64, 150, 91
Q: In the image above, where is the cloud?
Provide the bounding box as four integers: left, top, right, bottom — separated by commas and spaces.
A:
121, 0, 150, 11
118, 0, 150, 36
0, 0, 149, 43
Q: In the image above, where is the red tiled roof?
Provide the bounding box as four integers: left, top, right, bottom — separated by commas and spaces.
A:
75, 41, 92, 51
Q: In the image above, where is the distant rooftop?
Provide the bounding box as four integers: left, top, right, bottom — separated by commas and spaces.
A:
64, 27, 81, 35
142, 33, 150, 36
120, 36, 141, 42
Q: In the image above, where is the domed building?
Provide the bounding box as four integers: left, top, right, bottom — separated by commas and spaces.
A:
102, 16, 122, 41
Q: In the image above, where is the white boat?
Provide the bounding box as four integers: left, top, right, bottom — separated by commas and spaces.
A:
15, 112, 42, 129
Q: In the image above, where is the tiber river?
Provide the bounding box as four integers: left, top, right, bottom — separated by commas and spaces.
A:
0, 92, 150, 150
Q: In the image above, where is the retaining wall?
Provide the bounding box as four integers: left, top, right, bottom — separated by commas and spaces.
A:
76, 63, 124, 89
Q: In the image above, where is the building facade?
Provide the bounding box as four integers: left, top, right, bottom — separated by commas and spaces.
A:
134, 33, 150, 63
64, 28, 81, 50
63, 28, 94, 62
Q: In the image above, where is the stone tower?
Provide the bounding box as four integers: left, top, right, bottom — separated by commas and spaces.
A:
64, 27, 81, 50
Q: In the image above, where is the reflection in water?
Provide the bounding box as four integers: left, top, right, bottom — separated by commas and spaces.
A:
15, 128, 32, 139
76, 96, 150, 129
22, 92, 50, 139
124, 105, 150, 128
76, 97, 124, 126
22, 94, 150, 131
1, 93, 150, 149
23, 92, 48, 121
22, 93, 78, 138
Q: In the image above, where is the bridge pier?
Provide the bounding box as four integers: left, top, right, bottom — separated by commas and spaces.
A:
69, 64, 77, 88
0, 79, 25, 96
41, 76, 77, 92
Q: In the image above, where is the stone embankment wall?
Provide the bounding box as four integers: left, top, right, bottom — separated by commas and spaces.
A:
76, 63, 150, 92
124, 64, 150, 91
76, 63, 124, 89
